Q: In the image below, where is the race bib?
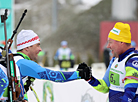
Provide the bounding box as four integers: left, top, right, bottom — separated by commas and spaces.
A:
109, 71, 120, 86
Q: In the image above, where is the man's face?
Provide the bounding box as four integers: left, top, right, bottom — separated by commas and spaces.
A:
27, 43, 42, 61
107, 38, 122, 58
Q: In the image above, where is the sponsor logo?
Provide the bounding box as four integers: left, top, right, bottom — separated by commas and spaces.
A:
81, 88, 94, 102
132, 72, 138, 77
111, 28, 120, 35
115, 64, 118, 68
132, 60, 138, 68
43, 81, 54, 102
81, 93, 94, 102
110, 68, 124, 74
113, 86, 124, 89
128, 98, 132, 102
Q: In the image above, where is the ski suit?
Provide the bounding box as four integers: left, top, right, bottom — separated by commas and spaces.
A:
88, 48, 138, 102
54, 47, 74, 69
55, 47, 72, 60
1, 52, 80, 101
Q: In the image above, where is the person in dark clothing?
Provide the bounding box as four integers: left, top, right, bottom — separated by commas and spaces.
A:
103, 43, 110, 69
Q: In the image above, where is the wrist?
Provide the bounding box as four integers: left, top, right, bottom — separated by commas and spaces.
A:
86, 76, 93, 82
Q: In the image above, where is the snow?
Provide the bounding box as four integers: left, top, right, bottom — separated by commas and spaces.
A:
82, 0, 102, 6
74, 0, 102, 13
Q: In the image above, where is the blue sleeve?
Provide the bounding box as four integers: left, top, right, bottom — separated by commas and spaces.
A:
88, 76, 101, 86
122, 83, 138, 102
0, 68, 9, 97
121, 56, 138, 102
103, 57, 115, 87
16, 59, 80, 82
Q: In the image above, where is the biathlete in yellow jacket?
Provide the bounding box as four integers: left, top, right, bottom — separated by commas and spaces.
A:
77, 22, 138, 102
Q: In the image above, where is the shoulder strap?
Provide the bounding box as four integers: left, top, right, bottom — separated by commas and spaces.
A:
125, 53, 138, 65
13, 54, 36, 92
13, 53, 24, 58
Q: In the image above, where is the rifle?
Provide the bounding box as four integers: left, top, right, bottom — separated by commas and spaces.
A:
1, 9, 27, 101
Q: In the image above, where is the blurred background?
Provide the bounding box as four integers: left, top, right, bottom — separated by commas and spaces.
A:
1, 0, 138, 102
0, 0, 138, 67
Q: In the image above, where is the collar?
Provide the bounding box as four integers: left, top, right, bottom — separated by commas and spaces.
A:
118, 48, 135, 62
17, 52, 31, 60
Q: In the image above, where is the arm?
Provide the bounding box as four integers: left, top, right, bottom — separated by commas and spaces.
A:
77, 61, 115, 94
88, 66, 111, 93
91, 57, 116, 93
102, 57, 115, 87
88, 77, 109, 93
69, 50, 75, 60
0, 65, 9, 97
69, 48, 72, 57
16, 59, 80, 82
77, 62, 109, 93
121, 58, 138, 102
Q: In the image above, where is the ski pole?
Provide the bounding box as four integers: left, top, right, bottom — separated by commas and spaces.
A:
3, 9, 27, 51
30, 85, 40, 102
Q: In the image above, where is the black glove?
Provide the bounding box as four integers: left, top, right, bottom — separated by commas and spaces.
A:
24, 77, 35, 92
77, 62, 92, 81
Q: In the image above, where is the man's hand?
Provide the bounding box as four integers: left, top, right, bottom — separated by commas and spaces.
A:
77, 62, 92, 81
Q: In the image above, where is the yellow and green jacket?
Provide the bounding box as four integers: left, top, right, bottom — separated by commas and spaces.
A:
88, 48, 138, 102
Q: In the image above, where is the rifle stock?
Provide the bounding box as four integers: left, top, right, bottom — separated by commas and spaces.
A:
9, 53, 21, 101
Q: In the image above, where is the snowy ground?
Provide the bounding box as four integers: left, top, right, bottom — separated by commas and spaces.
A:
27, 63, 108, 102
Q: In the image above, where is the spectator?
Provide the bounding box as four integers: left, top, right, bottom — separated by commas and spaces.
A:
103, 42, 110, 69
54, 41, 75, 71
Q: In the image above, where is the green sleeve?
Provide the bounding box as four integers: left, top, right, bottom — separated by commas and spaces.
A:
93, 79, 109, 93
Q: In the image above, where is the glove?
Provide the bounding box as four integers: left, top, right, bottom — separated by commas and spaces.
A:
24, 77, 35, 92
77, 62, 92, 81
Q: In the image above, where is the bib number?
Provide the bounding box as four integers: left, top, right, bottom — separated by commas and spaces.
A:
109, 71, 120, 86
